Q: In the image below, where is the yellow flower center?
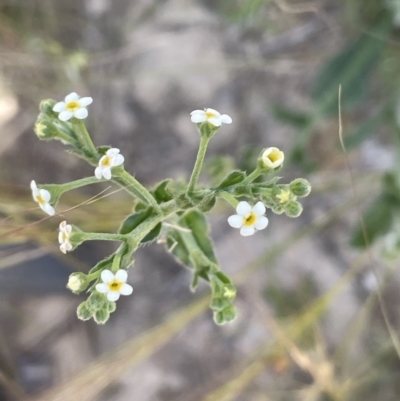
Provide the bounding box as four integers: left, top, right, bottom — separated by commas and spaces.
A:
205, 111, 216, 119
108, 279, 123, 292
35, 194, 45, 205
61, 232, 68, 243
100, 156, 111, 167
243, 212, 256, 227
66, 101, 80, 111
276, 189, 291, 204
223, 287, 236, 299
268, 149, 282, 163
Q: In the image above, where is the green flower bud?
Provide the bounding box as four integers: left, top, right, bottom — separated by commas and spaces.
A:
272, 186, 293, 205
210, 297, 230, 312
86, 292, 107, 312
67, 272, 89, 294
284, 200, 303, 218
39, 99, 57, 117
34, 116, 60, 141
289, 178, 311, 197
213, 311, 225, 325
222, 284, 236, 300
77, 302, 92, 321
94, 308, 110, 325
106, 301, 117, 313
222, 306, 236, 323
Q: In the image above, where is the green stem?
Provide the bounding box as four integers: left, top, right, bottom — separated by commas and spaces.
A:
112, 170, 158, 207
73, 119, 98, 156
242, 168, 263, 185
58, 176, 103, 193
217, 191, 238, 208
187, 135, 210, 194
78, 232, 128, 242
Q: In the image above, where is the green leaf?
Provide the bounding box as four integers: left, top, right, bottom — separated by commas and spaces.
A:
141, 222, 162, 243
216, 170, 246, 189
271, 105, 311, 129
181, 210, 217, 263
350, 195, 394, 248
97, 145, 111, 155
119, 207, 154, 235
151, 179, 174, 204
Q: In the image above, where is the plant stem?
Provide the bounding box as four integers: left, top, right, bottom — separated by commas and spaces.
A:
81, 233, 128, 242
59, 176, 103, 193
73, 120, 98, 157
112, 170, 158, 207
242, 168, 262, 185
187, 135, 210, 194
217, 191, 239, 208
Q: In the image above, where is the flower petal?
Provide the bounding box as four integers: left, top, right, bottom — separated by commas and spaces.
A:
96, 283, 108, 293
94, 167, 103, 179
206, 108, 221, 117
191, 114, 206, 123
30, 180, 38, 192
78, 97, 93, 107
236, 201, 251, 216
101, 269, 114, 284
111, 154, 124, 167
227, 215, 243, 228
115, 269, 128, 283
190, 110, 204, 115
207, 118, 222, 127
65, 242, 73, 251
64, 224, 72, 235
53, 102, 66, 112
220, 114, 232, 124
58, 231, 64, 244
107, 291, 120, 302
120, 283, 133, 296
102, 167, 112, 180
106, 148, 120, 156
42, 203, 55, 216
252, 201, 266, 216
240, 226, 255, 236
39, 189, 51, 203
59, 111, 73, 121
60, 244, 67, 254
65, 92, 79, 103
254, 216, 269, 230
74, 108, 88, 119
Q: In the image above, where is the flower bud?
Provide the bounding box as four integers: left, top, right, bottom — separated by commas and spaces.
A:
77, 302, 92, 321
222, 306, 236, 322
39, 99, 57, 117
67, 272, 89, 294
106, 301, 117, 313
272, 186, 292, 205
34, 116, 60, 140
289, 178, 311, 197
94, 308, 110, 325
284, 200, 303, 218
258, 147, 285, 171
86, 292, 107, 312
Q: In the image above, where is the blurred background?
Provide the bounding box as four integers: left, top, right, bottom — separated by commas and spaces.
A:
1, 0, 400, 400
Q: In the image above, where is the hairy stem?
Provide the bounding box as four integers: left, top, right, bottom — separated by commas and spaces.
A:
187, 136, 210, 194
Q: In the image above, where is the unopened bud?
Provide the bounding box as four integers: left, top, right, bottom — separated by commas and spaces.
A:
67, 272, 88, 294
284, 200, 303, 218
289, 178, 311, 197
94, 308, 110, 325
77, 302, 92, 321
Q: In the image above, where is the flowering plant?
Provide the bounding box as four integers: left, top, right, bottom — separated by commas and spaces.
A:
32, 93, 311, 325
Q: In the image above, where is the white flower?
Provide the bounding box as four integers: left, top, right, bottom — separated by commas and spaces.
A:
190, 108, 232, 127
53, 92, 93, 121
261, 147, 285, 169
59, 221, 73, 254
30, 180, 55, 216
94, 148, 124, 180
228, 201, 269, 236
67, 275, 81, 291
96, 269, 133, 302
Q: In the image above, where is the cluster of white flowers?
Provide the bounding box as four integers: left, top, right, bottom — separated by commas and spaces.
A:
34, 96, 285, 305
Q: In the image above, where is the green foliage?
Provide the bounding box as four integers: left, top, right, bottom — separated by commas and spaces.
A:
216, 170, 247, 189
